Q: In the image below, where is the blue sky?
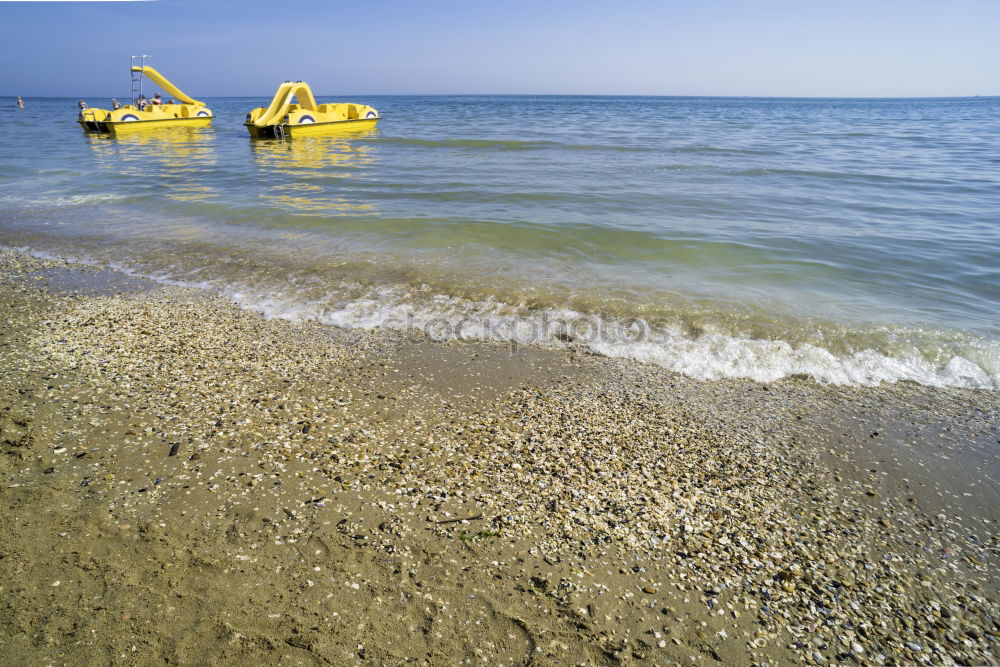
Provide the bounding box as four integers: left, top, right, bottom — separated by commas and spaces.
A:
1, 0, 998, 97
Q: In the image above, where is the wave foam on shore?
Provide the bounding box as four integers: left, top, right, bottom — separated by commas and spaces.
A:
11, 247, 999, 390
224, 283, 999, 390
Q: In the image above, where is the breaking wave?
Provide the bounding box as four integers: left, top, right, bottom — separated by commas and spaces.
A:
215, 281, 1000, 390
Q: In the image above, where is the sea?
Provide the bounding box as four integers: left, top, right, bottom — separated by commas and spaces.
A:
1, 95, 998, 389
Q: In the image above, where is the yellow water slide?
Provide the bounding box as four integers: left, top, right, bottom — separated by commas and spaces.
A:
252, 81, 319, 127
132, 65, 203, 106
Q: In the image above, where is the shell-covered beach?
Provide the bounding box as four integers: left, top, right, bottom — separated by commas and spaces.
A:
2, 250, 996, 665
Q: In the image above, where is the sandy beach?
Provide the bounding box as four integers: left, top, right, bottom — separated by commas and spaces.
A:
1, 248, 997, 665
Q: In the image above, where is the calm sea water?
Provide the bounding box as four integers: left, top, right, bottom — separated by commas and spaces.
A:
1, 95, 998, 388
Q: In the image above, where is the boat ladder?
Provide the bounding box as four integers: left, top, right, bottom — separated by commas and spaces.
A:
130, 54, 150, 107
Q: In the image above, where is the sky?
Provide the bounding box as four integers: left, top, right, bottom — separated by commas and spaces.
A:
1, 0, 998, 98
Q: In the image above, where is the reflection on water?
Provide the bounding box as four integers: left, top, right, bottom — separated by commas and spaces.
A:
87, 128, 218, 202
250, 133, 378, 215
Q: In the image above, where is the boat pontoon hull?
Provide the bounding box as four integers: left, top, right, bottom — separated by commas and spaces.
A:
79, 108, 212, 134
245, 117, 378, 139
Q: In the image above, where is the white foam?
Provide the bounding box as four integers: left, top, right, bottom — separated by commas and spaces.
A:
0, 193, 128, 207
219, 285, 1000, 390
589, 334, 999, 389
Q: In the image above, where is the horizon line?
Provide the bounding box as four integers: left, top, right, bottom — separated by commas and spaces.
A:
5, 93, 998, 100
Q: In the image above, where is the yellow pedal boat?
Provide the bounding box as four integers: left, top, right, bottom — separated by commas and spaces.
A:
245, 81, 378, 139
79, 63, 213, 134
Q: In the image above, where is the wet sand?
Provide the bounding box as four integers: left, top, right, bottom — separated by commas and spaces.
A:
0, 249, 997, 665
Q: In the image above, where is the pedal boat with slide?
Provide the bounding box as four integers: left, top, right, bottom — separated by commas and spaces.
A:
78, 63, 213, 134
245, 81, 378, 139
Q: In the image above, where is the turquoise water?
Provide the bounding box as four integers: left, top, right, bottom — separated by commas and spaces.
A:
2, 95, 998, 388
